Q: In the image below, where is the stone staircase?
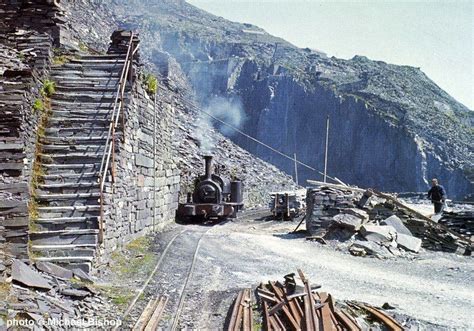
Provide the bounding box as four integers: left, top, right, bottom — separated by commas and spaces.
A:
30, 54, 127, 272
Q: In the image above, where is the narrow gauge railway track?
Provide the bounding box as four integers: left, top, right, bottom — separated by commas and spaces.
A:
116, 226, 211, 330
117, 210, 268, 330
238, 208, 272, 222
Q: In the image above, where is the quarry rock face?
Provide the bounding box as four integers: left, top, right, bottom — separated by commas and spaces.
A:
105, 0, 473, 200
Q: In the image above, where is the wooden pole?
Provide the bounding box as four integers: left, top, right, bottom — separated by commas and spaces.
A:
293, 153, 298, 185
323, 115, 329, 183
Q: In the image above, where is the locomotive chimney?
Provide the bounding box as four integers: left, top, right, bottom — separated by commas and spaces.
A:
204, 155, 213, 179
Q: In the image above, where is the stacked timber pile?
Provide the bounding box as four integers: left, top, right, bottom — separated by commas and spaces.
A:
439, 210, 474, 237
305, 181, 472, 256
227, 270, 404, 330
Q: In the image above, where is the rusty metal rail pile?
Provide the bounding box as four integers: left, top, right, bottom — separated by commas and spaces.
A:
228, 288, 254, 331
237, 269, 404, 331
132, 296, 168, 331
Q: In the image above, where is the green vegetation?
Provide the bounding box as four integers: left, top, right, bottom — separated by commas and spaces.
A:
111, 236, 156, 279
32, 99, 44, 113
78, 41, 89, 52
144, 73, 158, 95
40, 79, 56, 97
52, 54, 70, 65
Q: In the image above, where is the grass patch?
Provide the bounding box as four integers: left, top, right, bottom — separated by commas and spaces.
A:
32, 99, 44, 113
111, 236, 156, 280
94, 284, 135, 308
40, 80, 56, 97
52, 55, 70, 65
144, 73, 158, 95
78, 41, 89, 52
0, 282, 11, 301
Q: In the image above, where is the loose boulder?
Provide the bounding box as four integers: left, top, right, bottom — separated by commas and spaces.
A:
350, 240, 392, 258
360, 225, 397, 243
12, 260, 52, 290
381, 215, 413, 236
36, 261, 73, 280
396, 233, 422, 253
333, 213, 362, 231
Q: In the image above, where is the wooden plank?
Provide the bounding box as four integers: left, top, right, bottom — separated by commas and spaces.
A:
144, 296, 168, 331
306, 180, 365, 193
133, 298, 158, 331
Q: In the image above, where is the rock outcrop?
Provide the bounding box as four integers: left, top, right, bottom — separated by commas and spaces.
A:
103, 0, 473, 200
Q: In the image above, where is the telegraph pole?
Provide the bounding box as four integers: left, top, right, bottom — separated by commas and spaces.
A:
323, 115, 329, 183
293, 153, 298, 185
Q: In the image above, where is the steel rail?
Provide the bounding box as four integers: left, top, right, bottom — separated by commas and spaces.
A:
114, 229, 187, 331
170, 228, 209, 330
118, 226, 216, 330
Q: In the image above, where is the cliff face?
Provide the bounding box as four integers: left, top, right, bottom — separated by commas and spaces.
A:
105, 0, 473, 200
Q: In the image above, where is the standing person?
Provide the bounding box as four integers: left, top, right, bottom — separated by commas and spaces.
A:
427, 178, 446, 214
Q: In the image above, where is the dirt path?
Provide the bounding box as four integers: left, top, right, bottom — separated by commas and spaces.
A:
177, 217, 473, 329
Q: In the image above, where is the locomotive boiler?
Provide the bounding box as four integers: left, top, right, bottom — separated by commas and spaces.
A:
177, 155, 244, 222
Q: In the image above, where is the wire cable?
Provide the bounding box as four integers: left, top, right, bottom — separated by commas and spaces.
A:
198, 108, 341, 183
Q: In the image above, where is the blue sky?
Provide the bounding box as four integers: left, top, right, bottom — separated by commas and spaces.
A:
188, 0, 473, 110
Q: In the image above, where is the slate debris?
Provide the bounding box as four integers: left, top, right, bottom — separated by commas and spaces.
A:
439, 210, 474, 236
11, 260, 52, 290
306, 185, 471, 257
381, 215, 413, 236
3, 259, 117, 328
36, 261, 73, 280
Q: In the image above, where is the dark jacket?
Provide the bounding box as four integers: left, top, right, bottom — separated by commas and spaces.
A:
428, 185, 446, 202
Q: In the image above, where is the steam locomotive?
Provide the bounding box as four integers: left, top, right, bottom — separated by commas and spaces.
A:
177, 155, 244, 223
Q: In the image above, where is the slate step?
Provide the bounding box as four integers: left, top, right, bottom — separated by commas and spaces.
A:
37, 205, 101, 213
53, 77, 120, 86
32, 256, 95, 262
41, 163, 101, 175
50, 100, 117, 110
35, 192, 100, 200
38, 182, 98, 189
30, 259, 93, 273
37, 199, 101, 208
45, 127, 111, 136
40, 145, 106, 152
47, 117, 110, 125
41, 172, 99, 184
53, 63, 124, 70
52, 93, 117, 103
39, 153, 103, 164
35, 216, 99, 231
50, 110, 114, 118
50, 70, 121, 77
80, 54, 125, 60
69, 58, 125, 64
36, 185, 99, 195
29, 229, 99, 246
56, 85, 119, 93
42, 136, 108, 145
